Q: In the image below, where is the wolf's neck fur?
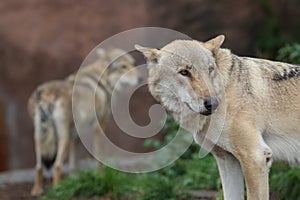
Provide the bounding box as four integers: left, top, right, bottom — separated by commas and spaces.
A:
214, 48, 235, 88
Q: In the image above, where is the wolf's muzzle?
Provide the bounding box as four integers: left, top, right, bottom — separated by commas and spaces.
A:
201, 97, 219, 116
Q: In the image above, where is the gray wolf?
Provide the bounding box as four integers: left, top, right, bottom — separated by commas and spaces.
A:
28, 48, 140, 195
135, 35, 300, 200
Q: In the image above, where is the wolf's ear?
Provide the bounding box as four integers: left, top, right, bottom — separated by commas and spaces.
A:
134, 44, 160, 63
203, 35, 225, 54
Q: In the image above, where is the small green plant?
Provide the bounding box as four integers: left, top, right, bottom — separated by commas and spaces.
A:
181, 155, 221, 191
270, 163, 300, 200
42, 167, 134, 200
42, 170, 103, 200
144, 114, 199, 160
144, 114, 179, 150
136, 174, 177, 200
277, 43, 300, 64
255, 0, 289, 59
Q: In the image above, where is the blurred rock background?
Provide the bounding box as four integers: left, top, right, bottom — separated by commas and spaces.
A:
0, 0, 299, 170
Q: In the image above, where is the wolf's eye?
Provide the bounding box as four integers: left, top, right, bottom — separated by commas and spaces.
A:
179, 69, 191, 77
208, 66, 214, 73
208, 64, 215, 73
121, 65, 127, 69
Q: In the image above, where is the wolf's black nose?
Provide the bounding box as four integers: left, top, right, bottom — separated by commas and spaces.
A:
204, 98, 219, 112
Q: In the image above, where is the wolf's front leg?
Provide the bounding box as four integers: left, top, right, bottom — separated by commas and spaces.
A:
93, 114, 109, 167
53, 137, 69, 184
212, 148, 244, 200
53, 119, 70, 185
68, 139, 76, 172
231, 125, 272, 200
93, 125, 105, 168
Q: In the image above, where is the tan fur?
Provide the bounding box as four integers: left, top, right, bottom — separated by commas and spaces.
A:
136, 36, 300, 200
29, 48, 139, 196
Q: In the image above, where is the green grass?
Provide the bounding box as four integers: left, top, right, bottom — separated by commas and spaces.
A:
180, 155, 220, 191
42, 167, 135, 200
42, 153, 219, 200
269, 163, 300, 200
135, 174, 178, 200
277, 43, 300, 64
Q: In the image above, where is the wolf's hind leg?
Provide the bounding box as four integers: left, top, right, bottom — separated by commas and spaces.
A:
31, 114, 44, 196
31, 138, 44, 195
68, 139, 75, 172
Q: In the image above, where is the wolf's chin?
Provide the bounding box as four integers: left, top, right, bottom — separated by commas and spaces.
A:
199, 110, 213, 116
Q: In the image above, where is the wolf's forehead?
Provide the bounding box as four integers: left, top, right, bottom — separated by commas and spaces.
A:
160, 42, 213, 66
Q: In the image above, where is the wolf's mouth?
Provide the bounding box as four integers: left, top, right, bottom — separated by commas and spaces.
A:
184, 102, 214, 116
199, 110, 213, 116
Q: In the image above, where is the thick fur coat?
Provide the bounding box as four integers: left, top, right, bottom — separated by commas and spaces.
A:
136, 35, 300, 200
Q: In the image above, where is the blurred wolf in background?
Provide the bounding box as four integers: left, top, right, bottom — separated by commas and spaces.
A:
136, 35, 300, 200
28, 48, 140, 195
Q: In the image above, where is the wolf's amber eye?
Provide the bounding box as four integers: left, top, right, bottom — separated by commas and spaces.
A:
179, 69, 191, 77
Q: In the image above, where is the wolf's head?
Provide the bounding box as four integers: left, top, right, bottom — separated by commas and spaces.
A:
135, 35, 225, 116
97, 48, 140, 91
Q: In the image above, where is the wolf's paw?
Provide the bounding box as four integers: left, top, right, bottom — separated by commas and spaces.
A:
31, 185, 43, 196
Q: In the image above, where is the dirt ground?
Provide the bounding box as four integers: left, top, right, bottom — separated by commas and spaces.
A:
0, 180, 116, 200
0, 181, 42, 200
0, 181, 280, 200
0, 182, 214, 200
